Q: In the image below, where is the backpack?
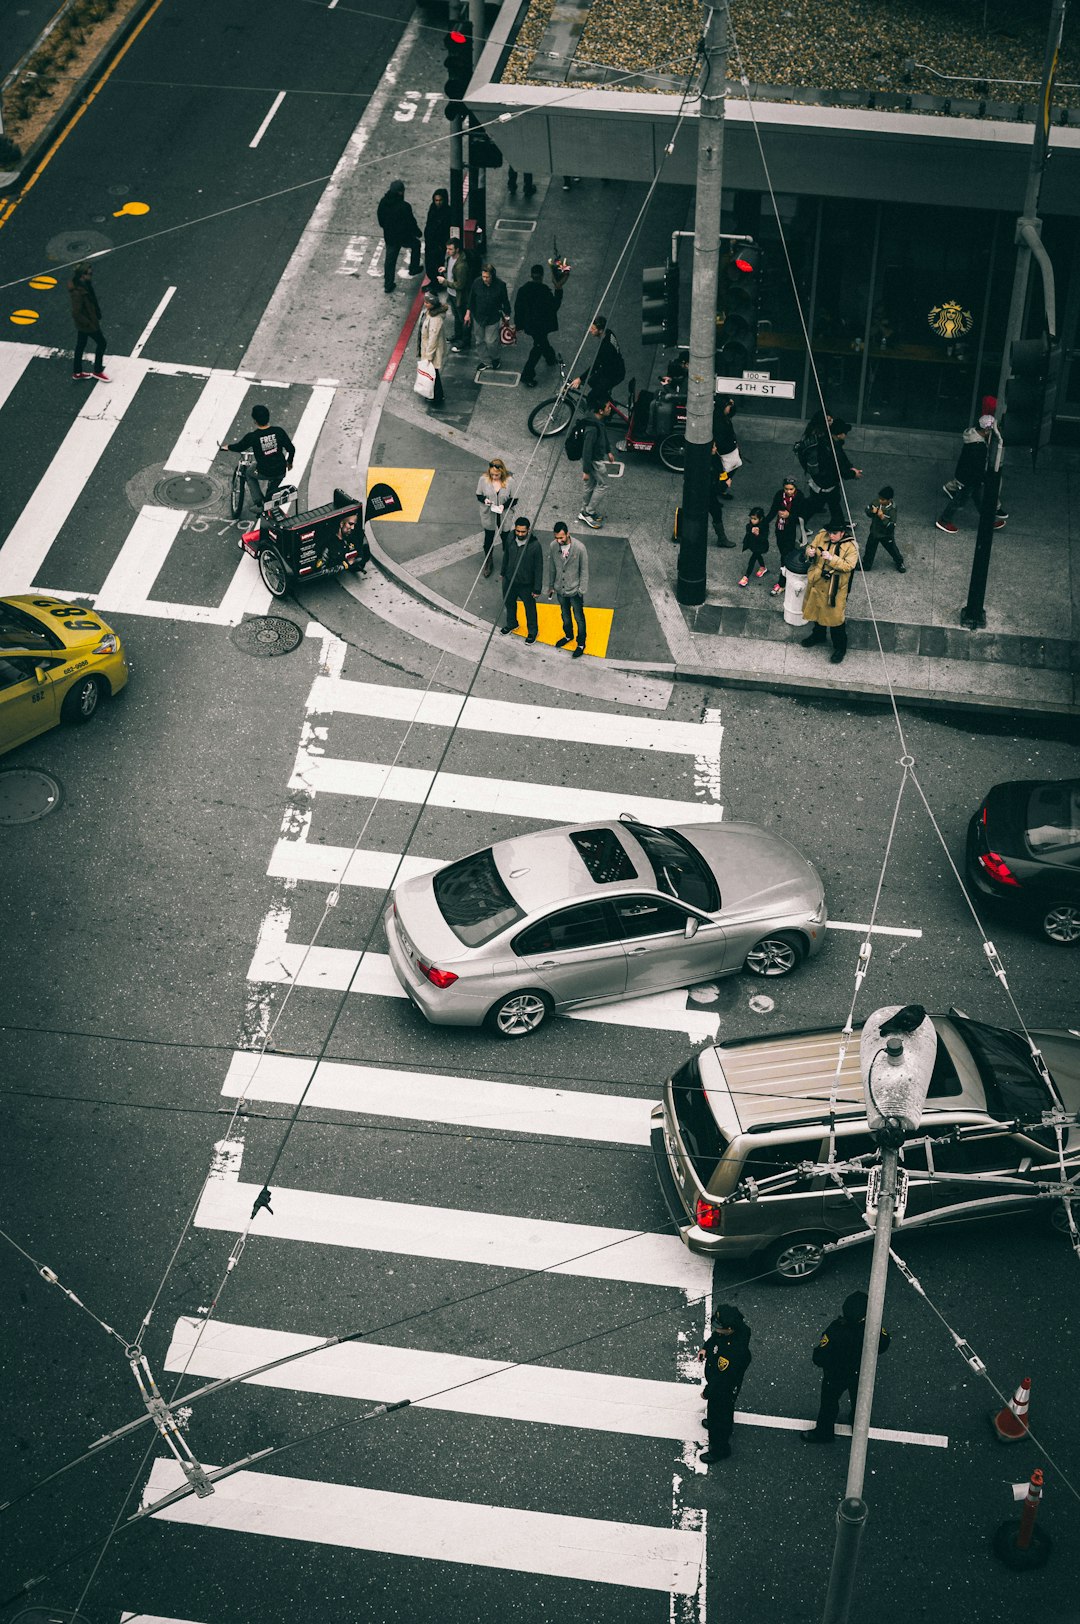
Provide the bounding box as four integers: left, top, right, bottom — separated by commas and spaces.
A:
564, 420, 587, 462
793, 433, 814, 473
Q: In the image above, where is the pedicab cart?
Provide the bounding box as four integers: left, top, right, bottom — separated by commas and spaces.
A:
240, 481, 402, 598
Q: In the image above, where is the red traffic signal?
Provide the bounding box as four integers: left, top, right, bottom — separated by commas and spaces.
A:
732, 243, 761, 275
443, 21, 473, 116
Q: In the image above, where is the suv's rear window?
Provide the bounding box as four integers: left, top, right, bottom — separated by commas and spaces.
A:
955, 1015, 1057, 1148
1026, 780, 1080, 853
433, 849, 524, 947
569, 827, 639, 883
671, 1054, 727, 1183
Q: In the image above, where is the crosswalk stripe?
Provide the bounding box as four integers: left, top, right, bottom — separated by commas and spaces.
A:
121, 1614, 206, 1623
285, 383, 336, 487
163, 371, 251, 473
310, 675, 725, 758
141, 1458, 706, 1593
96, 505, 185, 612
194, 1177, 713, 1293
0, 357, 147, 592
0, 340, 36, 414
221, 1051, 653, 1144
291, 751, 727, 828
267, 837, 439, 888
166, 1316, 698, 1436
246, 927, 721, 1040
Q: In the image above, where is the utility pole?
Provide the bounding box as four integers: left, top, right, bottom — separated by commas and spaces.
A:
961, 0, 1066, 629
676, 2, 726, 606
468, 0, 487, 241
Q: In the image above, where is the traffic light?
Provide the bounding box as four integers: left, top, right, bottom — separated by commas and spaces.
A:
443, 22, 473, 121
715, 242, 763, 374
641, 263, 679, 346
1002, 332, 1062, 450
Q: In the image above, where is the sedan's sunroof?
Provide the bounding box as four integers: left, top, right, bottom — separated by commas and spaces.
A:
569, 827, 639, 884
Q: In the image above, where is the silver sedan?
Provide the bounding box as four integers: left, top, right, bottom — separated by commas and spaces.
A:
383, 814, 827, 1037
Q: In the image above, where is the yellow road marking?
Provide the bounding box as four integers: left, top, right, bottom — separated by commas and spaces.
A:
9, 309, 39, 325
367, 466, 434, 523
508, 603, 614, 658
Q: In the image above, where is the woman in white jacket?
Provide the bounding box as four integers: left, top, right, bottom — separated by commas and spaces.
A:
418, 292, 448, 407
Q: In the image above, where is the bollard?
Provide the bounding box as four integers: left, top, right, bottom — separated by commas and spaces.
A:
991, 1468, 1053, 1570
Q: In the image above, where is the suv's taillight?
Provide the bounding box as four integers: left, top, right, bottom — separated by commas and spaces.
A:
417, 960, 459, 989
694, 1195, 723, 1231
978, 850, 1020, 887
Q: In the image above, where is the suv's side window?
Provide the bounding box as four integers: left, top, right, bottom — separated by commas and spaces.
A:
514, 902, 619, 956
927, 1133, 1022, 1174
739, 1137, 825, 1181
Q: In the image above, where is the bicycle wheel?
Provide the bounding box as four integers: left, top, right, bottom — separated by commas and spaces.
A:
229, 463, 245, 520
659, 432, 686, 473
528, 394, 574, 438
258, 547, 288, 598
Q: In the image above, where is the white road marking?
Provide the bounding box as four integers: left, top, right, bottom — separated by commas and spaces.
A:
267, 837, 440, 888
130, 286, 177, 358
291, 751, 727, 828
164, 370, 251, 473
826, 920, 923, 940
246, 921, 721, 1040
284, 382, 336, 489
337, 232, 369, 274
249, 90, 286, 148
163, 1317, 948, 1449
0, 357, 147, 592
141, 1458, 706, 1594
96, 506, 185, 612
693, 705, 723, 803
0, 338, 38, 410
221, 1050, 653, 1144
121, 1613, 206, 1623
310, 675, 724, 758
194, 1177, 713, 1294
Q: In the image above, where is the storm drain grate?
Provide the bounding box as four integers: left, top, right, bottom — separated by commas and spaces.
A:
231, 616, 303, 657
0, 768, 63, 824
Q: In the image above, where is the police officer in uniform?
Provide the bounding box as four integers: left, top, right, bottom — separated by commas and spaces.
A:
698, 1304, 752, 1464
802, 1289, 889, 1443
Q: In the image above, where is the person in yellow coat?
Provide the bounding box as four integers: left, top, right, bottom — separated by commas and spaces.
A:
801, 521, 858, 664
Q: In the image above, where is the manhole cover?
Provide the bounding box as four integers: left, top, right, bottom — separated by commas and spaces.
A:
231, 616, 302, 657
155, 473, 217, 508
45, 229, 111, 263
0, 768, 63, 824
689, 983, 719, 1004
748, 993, 775, 1014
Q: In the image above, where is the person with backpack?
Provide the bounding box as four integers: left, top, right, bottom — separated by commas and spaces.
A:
376, 179, 422, 294
698, 1304, 752, 1464
577, 399, 616, 529
799, 415, 861, 529
514, 264, 559, 389
571, 316, 625, 406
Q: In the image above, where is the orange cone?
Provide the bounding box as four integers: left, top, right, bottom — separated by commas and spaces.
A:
992, 1377, 1031, 1443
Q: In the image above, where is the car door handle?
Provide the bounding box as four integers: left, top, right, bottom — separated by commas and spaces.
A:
628, 947, 649, 954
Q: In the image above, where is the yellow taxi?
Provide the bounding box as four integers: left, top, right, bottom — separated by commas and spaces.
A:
0, 595, 129, 756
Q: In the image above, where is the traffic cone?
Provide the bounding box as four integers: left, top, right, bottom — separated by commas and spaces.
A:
991, 1376, 1031, 1443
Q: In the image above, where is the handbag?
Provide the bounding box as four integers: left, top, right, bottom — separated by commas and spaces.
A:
414, 359, 436, 400
720, 448, 742, 474
499, 319, 517, 346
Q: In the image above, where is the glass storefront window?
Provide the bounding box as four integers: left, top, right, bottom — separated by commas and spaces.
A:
806, 198, 877, 426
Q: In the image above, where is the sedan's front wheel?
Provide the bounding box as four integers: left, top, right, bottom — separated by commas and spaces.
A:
744, 931, 806, 977
485, 988, 553, 1038
61, 674, 103, 724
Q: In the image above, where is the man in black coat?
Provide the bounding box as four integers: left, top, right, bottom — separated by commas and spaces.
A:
698, 1304, 752, 1463
377, 180, 421, 293
499, 516, 544, 642
802, 1290, 890, 1443
514, 265, 559, 388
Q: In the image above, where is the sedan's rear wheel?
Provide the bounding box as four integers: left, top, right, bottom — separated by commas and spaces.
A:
1040, 900, 1080, 945
760, 1233, 827, 1284
485, 988, 552, 1038
744, 931, 806, 977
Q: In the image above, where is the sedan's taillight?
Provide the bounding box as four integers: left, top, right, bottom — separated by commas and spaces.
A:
978, 850, 1020, 887
694, 1195, 723, 1231
417, 960, 459, 989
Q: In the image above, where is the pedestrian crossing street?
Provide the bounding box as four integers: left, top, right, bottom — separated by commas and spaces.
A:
0, 339, 336, 619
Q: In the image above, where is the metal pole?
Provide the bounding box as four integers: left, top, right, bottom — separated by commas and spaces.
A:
676, 2, 726, 607
468, 0, 486, 241
961, 0, 1066, 628
450, 117, 465, 235
821, 1146, 897, 1624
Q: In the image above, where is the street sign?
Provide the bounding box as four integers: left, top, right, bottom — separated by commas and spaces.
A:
715, 374, 796, 399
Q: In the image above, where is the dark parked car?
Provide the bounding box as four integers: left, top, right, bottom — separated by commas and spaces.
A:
966, 778, 1080, 946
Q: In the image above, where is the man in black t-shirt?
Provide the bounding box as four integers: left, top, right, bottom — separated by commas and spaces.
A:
225, 404, 296, 514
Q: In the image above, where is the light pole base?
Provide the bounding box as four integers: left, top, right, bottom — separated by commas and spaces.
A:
960, 605, 987, 630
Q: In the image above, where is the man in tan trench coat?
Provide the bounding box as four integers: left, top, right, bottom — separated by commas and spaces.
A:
801, 522, 858, 664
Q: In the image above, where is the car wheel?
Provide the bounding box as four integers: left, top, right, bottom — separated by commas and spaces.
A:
744, 931, 806, 977
760, 1233, 827, 1284
1040, 900, 1080, 946
485, 989, 552, 1038
61, 673, 103, 724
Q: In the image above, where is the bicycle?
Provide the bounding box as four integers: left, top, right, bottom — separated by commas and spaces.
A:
228, 450, 297, 524
526, 368, 686, 472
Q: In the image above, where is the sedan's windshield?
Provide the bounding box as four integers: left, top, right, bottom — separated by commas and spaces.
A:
433, 849, 525, 947
625, 823, 719, 912
0, 602, 60, 652
955, 1015, 1059, 1148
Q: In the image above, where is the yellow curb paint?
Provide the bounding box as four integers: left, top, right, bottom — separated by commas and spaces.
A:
0, 0, 167, 233
113, 200, 149, 217
367, 466, 434, 523
510, 603, 614, 658
10, 309, 39, 325
28, 275, 57, 290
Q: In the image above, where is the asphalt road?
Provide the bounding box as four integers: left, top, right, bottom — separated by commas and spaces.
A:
1, 4, 1079, 1619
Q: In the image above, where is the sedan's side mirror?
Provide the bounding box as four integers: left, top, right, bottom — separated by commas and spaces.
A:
35, 664, 50, 684
684, 916, 700, 940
